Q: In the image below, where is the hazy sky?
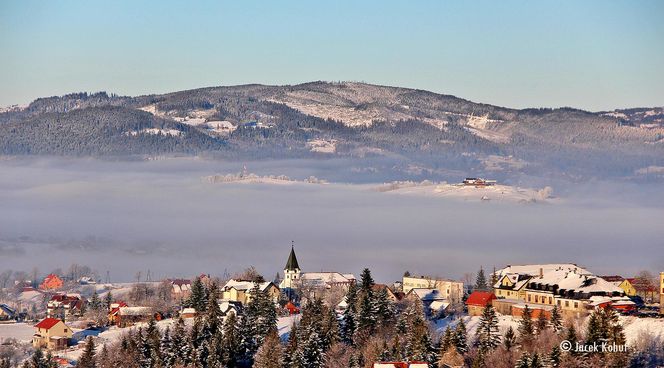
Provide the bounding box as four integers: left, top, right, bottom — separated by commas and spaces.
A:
1, 1, 662, 110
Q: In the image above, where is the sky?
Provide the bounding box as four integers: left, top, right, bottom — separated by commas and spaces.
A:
1, 0, 662, 111
1, 158, 662, 283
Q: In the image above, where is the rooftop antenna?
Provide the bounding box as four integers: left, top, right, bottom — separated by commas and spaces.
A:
105, 271, 110, 284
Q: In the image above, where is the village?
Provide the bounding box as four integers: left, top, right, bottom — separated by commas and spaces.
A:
0, 246, 663, 368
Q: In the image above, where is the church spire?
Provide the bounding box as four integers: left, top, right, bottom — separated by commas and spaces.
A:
285, 241, 300, 271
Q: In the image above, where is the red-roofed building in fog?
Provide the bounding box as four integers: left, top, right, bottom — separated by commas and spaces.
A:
40, 274, 64, 290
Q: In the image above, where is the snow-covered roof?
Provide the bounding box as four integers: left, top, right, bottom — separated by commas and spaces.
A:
497, 264, 590, 278
223, 279, 275, 292
118, 307, 153, 316
300, 272, 355, 284
493, 273, 530, 290
408, 288, 446, 301
527, 270, 624, 296
429, 300, 450, 312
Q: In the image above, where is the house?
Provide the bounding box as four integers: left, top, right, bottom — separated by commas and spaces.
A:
117, 307, 153, 327
32, 318, 72, 350
627, 277, 658, 303
402, 276, 463, 304
219, 300, 243, 320
108, 301, 129, 325
47, 294, 86, 321
372, 284, 399, 302
493, 273, 531, 300
180, 307, 198, 319
373, 362, 428, 368
284, 301, 300, 315
599, 276, 636, 296
40, 274, 64, 290
406, 288, 450, 317
168, 279, 192, 300
221, 279, 280, 305
0, 304, 16, 321
465, 291, 496, 316
462, 178, 496, 187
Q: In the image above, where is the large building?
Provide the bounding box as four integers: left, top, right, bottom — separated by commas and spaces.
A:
493, 263, 634, 318
402, 276, 463, 304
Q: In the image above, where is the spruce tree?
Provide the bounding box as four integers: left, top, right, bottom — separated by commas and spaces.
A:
300, 330, 325, 368
536, 310, 548, 334
549, 345, 561, 367
320, 305, 340, 349
104, 291, 113, 311
357, 268, 378, 334
585, 309, 602, 346
282, 323, 299, 368
474, 267, 488, 291
160, 327, 175, 368
565, 323, 578, 356
172, 317, 192, 366
341, 282, 358, 344
90, 290, 102, 312
503, 326, 516, 351
475, 304, 500, 352
454, 319, 468, 354
439, 326, 454, 355
550, 305, 562, 332
375, 287, 394, 327
78, 337, 97, 368
221, 312, 241, 367
253, 329, 282, 368
188, 277, 207, 312
517, 305, 534, 345
515, 353, 530, 368
31, 349, 47, 368
530, 352, 544, 368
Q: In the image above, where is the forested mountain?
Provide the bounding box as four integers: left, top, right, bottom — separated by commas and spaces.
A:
1, 82, 662, 180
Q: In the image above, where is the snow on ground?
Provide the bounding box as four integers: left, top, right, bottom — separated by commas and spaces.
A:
375, 182, 554, 204
306, 139, 337, 153
0, 323, 35, 343
619, 315, 664, 345
204, 121, 236, 134
125, 128, 182, 137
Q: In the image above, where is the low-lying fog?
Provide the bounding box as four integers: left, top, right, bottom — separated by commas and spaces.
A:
1, 157, 662, 283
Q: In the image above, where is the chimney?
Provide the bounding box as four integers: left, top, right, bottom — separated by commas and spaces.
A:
539, 268, 543, 277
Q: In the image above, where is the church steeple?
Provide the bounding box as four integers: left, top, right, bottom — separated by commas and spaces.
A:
285, 241, 300, 271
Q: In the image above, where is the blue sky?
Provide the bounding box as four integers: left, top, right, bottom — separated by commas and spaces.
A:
1, 0, 662, 110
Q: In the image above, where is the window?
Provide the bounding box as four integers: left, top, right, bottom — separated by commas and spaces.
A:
574, 302, 578, 308
64, 329, 67, 332
548, 297, 552, 304
565, 301, 569, 307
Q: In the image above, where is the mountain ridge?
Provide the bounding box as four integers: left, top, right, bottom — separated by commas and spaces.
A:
1, 81, 662, 181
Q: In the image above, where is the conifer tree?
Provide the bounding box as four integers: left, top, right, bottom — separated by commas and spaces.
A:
320, 305, 340, 349
160, 326, 175, 368
221, 312, 241, 367
475, 304, 500, 352
550, 305, 562, 332
173, 317, 192, 365
503, 326, 516, 351
515, 352, 530, 368
253, 329, 283, 368
78, 337, 97, 368
300, 330, 325, 368
518, 305, 534, 345
439, 326, 454, 354
536, 310, 548, 334
474, 267, 488, 291
104, 291, 113, 311
90, 290, 102, 312
530, 352, 544, 368
565, 323, 578, 356
454, 319, 468, 354
341, 282, 358, 344
375, 287, 394, 326
188, 277, 208, 312
138, 328, 155, 368
357, 268, 378, 334
585, 309, 602, 346
549, 345, 561, 367
282, 323, 299, 368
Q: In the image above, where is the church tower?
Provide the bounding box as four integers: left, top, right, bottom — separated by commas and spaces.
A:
280, 241, 301, 291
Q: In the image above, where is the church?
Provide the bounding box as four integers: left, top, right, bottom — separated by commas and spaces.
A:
279, 244, 356, 296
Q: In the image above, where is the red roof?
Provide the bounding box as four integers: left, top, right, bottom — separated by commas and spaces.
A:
35, 318, 62, 330
465, 291, 496, 306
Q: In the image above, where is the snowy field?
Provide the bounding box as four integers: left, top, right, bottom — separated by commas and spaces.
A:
0, 323, 35, 342
375, 182, 554, 204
